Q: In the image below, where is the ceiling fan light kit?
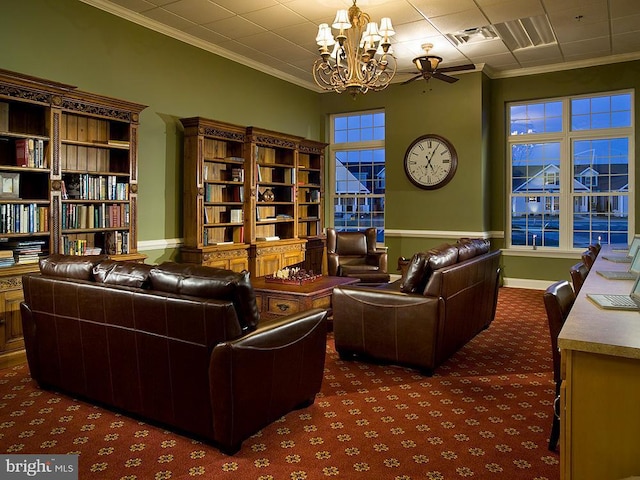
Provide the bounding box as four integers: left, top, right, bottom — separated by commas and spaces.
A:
313, 0, 397, 97
403, 43, 476, 85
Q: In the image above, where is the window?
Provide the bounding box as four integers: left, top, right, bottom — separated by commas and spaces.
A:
330, 111, 386, 242
508, 91, 633, 249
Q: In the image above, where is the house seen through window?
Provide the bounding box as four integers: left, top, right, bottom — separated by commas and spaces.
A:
331, 111, 385, 243
508, 91, 634, 249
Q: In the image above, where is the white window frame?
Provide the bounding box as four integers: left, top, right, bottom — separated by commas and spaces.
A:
329, 109, 386, 243
507, 90, 634, 251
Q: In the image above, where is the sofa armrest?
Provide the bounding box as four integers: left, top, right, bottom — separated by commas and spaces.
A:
332, 286, 440, 373
209, 308, 328, 454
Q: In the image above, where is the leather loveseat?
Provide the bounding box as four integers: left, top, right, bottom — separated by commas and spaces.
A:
332, 239, 501, 375
20, 255, 328, 454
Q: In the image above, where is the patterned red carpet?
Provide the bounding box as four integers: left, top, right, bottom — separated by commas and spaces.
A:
0, 287, 559, 479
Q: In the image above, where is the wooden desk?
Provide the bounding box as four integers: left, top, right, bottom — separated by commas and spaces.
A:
252, 275, 359, 318
558, 245, 640, 480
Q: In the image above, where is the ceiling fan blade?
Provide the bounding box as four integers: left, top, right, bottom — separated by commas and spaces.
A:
432, 72, 459, 83
401, 74, 424, 85
437, 63, 476, 74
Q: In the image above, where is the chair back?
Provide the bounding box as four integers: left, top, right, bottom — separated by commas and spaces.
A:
581, 249, 597, 270
569, 262, 589, 295
543, 280, 576, 383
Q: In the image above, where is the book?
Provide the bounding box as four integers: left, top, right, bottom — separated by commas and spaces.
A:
0, 102, 8, 132
256, 235, 280, 241
15, 138, 34, 167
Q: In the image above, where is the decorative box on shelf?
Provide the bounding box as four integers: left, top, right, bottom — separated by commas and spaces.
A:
265, 266, 321, 285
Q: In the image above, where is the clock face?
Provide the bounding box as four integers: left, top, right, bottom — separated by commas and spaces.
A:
404, 134, 458, 190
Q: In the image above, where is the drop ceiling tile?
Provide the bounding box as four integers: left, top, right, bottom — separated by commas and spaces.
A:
273, 22, 319, 51
546, 1, 609, 26
428, 9, 491, 34
210, 0, 279, 15
456, 38, 510, 56
512, 43, 563, 64
473, 51, 520, 68
613, 31, 640, 54
541, 0, 606, 14
479, 0, 545, 24
182, 24, 231, 43
410, 0, 479, 18
203, 15, 266, 39
610, 0, 640, 18
243, 4, 307, 30
612, 14, 640, 35
282, 0, 342, 23
393, 19, 441, 43
107, 0, 157, 12
141, 7, 196, 30
239, 31, 311, 61
143, 0, 179, 6
162, 0, 233, 24
551, 20, 610, 43
560, 36, 611, 57
358, 0, 423, 26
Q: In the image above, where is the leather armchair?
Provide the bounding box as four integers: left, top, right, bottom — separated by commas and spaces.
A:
326, 228, 389, 283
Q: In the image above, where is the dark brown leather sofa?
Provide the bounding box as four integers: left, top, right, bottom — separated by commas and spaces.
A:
332, 239, 501, 375
20, 255, 328, 455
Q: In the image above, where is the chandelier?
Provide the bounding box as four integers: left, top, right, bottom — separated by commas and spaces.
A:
312, 0, 397, 97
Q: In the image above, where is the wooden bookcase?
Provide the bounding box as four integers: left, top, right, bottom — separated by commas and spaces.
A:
180, 118, 327, 277
0, 69, 146, 366
179, 117, 249, 271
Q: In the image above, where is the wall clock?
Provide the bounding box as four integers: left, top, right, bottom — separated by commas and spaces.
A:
404, 134, 458, 190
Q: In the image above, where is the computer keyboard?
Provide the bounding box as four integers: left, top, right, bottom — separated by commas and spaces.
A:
602, 295, 637, 307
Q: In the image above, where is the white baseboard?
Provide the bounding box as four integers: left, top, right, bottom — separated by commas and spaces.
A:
502, 277, 552, 290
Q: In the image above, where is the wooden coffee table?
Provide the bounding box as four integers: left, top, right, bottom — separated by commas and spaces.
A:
252, 275, 359, 318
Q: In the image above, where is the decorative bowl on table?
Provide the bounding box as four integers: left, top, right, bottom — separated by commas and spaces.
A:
265, 266, 321, 285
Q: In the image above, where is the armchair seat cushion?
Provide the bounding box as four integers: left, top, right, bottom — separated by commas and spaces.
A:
341, 264, 380, 274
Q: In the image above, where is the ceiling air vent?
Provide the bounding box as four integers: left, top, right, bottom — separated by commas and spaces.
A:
446, 26, 498, 47
492, 15, 557, 51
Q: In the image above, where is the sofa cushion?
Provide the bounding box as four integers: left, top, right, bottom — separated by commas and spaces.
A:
93, 260, 153, 288
427, 244, 459, 270
400, 252, 430, 293
40, 254, 108, 281
458, 238, 490, 256
456, 241, 478, 262
149, 262, 260, 331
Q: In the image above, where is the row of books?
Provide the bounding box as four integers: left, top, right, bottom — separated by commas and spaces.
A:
61, 238, 102, 256
0, 204, 48, 234
203, 164, 244, 182
0, 239, 48, 266
103, 231, 130, 255
62, 174, 129, 201
16, 138, 47, 169
61, 203, 130, 230
204, 184, 243, 203
203, 207, 243, 224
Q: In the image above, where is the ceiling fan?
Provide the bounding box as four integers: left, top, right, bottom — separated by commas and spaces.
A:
402, 43, 476, 85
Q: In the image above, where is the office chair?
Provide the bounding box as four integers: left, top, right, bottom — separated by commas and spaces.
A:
581, 249, 597, 270
569, 262, 589, 295
543, 280, 576, 452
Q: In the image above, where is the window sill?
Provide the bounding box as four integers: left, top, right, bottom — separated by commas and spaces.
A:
501, 248, 580, 259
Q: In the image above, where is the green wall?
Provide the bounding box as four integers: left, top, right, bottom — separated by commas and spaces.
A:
319, 72, 487, 269
2, 0, 639, 285
0, 0, 321, 263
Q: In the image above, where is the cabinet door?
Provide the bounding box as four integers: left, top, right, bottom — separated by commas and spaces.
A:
228, 257, 249, 273
255, 253, 281, 277
0, 287, 25, 354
